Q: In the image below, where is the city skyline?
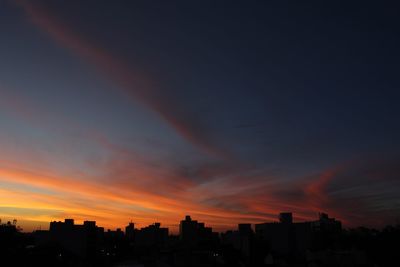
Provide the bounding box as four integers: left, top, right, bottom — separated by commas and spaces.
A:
1, 1, 400, 233
1, 209, 398, 266
1, 211, 339, 234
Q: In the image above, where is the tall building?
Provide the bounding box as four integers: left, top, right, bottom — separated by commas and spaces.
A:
179, 215, 198, 244
313, 213, 342, 232
222, 224, 254, 257
256, 220, 295, 255
135, 222, 168, 247
179, 215, 215, 246
46, 219, 104, 258
125, 222, 135, 241
238, 223, 253, 235
279, 212, 293, 224
256, 212, 341, 256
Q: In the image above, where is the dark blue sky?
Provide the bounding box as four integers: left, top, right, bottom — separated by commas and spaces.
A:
0, 0, 399, 231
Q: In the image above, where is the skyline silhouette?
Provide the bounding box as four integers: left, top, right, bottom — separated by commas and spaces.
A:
1, 211, 399, 266
0, 211, 347, 233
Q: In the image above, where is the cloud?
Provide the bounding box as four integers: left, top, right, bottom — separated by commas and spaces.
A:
2, 133, 399, 231
0, 159, 273, 232
303, 157, 400, 227
14, 0, 230, 159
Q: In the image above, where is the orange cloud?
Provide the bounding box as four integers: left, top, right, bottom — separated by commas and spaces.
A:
0, 158, 273, 232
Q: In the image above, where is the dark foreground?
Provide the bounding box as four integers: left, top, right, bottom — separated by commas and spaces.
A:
1, 213, 399, 267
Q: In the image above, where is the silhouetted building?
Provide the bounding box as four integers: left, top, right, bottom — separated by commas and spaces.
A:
255, 212, 341, 256
310, 212, 342, 250
135, 222, 168, 247
104, 228, 124, 241
238, 223, 253, 235
222, 223, 254, 258
179, 215, 198, 245
4, 212, 398, 267
37, 219, 104, 258
125, 222, 135, 241
256, 220, 295, 255
279, 212, 293, 224
179, 215, 216, 247
313, 212, 342, 233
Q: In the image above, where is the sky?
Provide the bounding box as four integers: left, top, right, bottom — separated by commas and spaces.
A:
0, 0, 399, 232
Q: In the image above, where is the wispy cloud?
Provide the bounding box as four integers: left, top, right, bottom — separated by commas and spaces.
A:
303, 157, 400, 227
14, 0, 229, 159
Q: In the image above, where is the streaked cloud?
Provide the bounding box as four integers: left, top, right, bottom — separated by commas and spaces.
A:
14, 0, 229, 159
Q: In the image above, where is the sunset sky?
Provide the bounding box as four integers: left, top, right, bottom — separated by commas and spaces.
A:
1, 0, 399, 232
